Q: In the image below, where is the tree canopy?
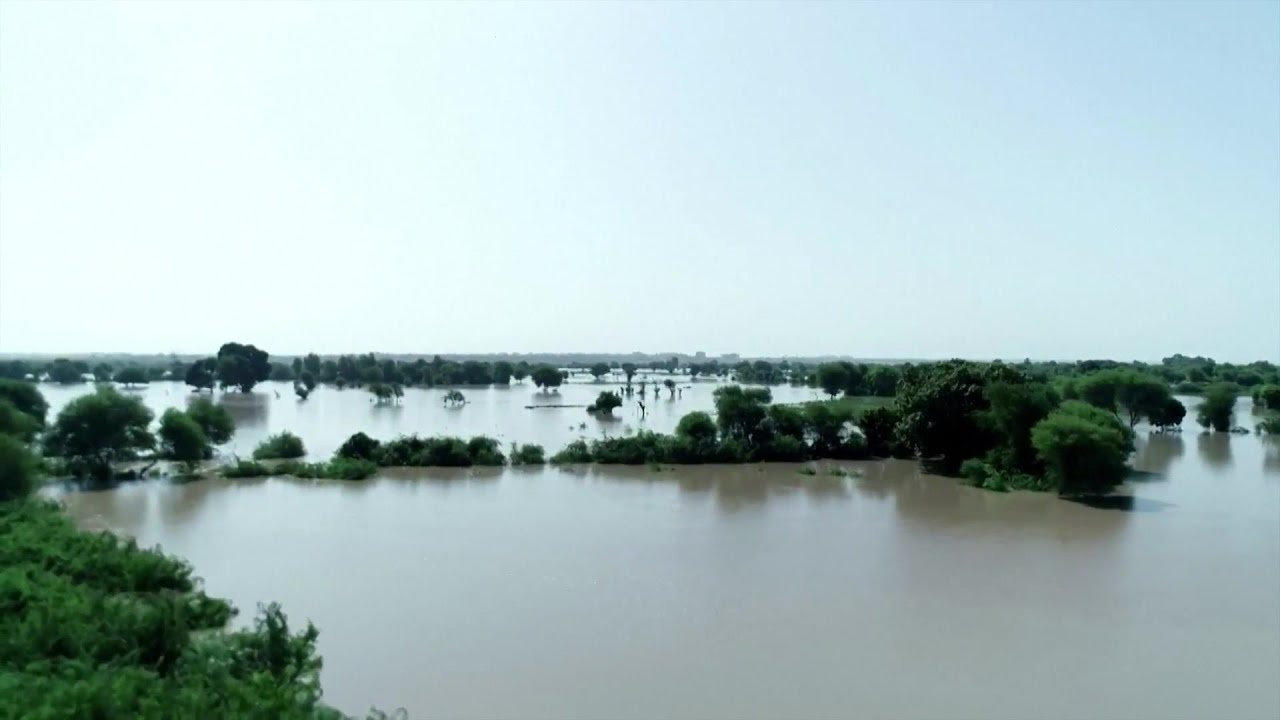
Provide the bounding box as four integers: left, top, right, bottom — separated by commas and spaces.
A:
43, 387, 155, 481
531, 365, 563, 391
1196, 383, 1237, 432
216, 342, 271, 393
1031, 401, 1135, 496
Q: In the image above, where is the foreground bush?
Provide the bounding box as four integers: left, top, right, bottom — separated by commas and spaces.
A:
252, 432, 306, 460
0, 500, 356, 717
222, 457, 377, 481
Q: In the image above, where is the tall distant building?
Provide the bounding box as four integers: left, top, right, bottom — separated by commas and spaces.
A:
695, 351, 707, 361
720, 353, 740, 363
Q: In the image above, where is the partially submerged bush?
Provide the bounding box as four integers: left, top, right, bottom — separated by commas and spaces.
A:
252, 432, 306, 460
550, 439, 593, 465
509, 444, 546, 466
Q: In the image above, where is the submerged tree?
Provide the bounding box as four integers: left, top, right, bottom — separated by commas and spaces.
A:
158, 408, 212, 473
185, 358, 217, 393
216, 342, 271, 393
531, 365, 563, 392
186, 398, 234, 445
587, 391, 622, 416
43, 387, 155, 481
1196, 383, 1237, 432
589, 362, 610, 381
664, 378, 676, 398
444, 389, 466, 407
114, 366, 149, 387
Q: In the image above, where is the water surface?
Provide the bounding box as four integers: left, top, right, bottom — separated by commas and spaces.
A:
53, 390, 1280, 719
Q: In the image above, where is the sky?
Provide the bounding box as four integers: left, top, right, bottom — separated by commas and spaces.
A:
0, 1, 1277, 362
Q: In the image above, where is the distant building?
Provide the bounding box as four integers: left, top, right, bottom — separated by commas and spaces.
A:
695, 351, 707, 361
720, 353, 740, 363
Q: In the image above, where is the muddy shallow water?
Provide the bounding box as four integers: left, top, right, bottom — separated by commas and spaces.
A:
51, 387, 1280, 719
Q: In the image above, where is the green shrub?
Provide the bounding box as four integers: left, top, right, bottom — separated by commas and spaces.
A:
550, 440, 593, 464
1032, 401, 1134, 496
336, 431, 381, 461
467, 436, 506, 466
252, 432, 306, 460
509, 444, 546, 465
1196, 383, 1237, 432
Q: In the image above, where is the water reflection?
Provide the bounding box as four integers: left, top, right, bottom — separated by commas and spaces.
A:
1196, 432, 1233, 471
213, 392, 270, 430
1133, 433, 1184, 477
1264, 437, 1280, 477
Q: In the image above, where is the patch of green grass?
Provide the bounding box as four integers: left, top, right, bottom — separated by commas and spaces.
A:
799, 395, 895, 417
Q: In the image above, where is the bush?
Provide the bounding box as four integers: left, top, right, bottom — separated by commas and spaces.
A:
509, 444, 546, 465
587, 391, 622, 415
252, 432, 306, 460
0, 397, 41, 442
0, 378, 48, 429
550, 440, 593, 464
1173, 380, 1204, 394
856, 406, 900, 457
467, 436, 505, 466
337, 432, 381, 461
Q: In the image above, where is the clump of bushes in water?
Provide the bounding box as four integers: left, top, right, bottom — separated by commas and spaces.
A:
509, 443, 546, 465
333, 432, 507, 467
252, 431, 306, 460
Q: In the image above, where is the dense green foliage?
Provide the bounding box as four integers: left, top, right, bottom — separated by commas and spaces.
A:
893, 361, 1024, 474
509, 444, 546, 465
530, 365, 563, 391
252, 432, 306, 460
114, 366, 150, 386
0, 500, 354, 717
186, 398, 235, 446
184, 359, 217, 393
43, 387, 155, 482
0, 379, 48, 429
333, 433, 507, 467
0, 434, 38, 501
1196, 383, 1237, 432
0, 398, 41, 442
157, 409, 212, 471
1031, 401, 1135, 496
216, 343, 271, 393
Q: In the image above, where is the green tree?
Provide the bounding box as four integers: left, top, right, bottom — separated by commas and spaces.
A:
980, 381, 1060, 476
48, 358, 86, 384
186, 398, 234, 445
92, 363, 114, 382
216, 342, 271, 393
589, 362, 610, 380
303, 352, 322, 375
43, 387, 155, 481
1032, 401, 1134, 496
114, 366, 149, 387
185, 358, 217, 393
493, 361, 513, 385
298, 370, 317, 392
867, 365, 900, 397
1257, 385, 1280, 410
157, 408, 212, 471
0, 379, 48, 429
1149, 396, 1186, 431
512, 362, 530, 384
444, 389, 466, 406
1196, 383, 1237, 432
856, 406, 900, 458
588, 391, 622, 416
0, 398, 41, 442
675, 411, 717, 443
0, 433, 38, 500
531, 365, 563, 392
663, 378, 676, 397
894, 361, 1025, 474
621, 363, 638, 387
816, 363, 850, 399
713, 385, 771, 445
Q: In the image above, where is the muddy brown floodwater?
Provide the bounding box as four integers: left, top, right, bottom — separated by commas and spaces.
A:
53, 388, 1280, 719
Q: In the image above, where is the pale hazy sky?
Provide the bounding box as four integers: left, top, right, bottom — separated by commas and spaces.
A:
1, 1, 1277, 361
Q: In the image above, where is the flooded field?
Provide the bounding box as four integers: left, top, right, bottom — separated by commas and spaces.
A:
38, 378, 823, 459
53, 388, 1280, 719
